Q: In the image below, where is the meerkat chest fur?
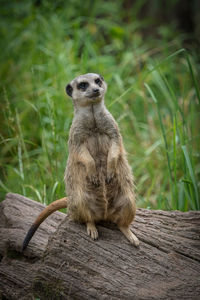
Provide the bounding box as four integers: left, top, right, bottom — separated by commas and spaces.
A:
73, 102, 118, 172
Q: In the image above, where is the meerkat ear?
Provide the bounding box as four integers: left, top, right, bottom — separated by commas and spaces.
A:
66, 84, 73, 97
99, 74, 104, 81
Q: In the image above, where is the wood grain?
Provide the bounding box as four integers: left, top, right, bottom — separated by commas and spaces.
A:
0, 193, 200, 299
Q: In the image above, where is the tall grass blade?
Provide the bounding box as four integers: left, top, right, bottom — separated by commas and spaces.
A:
24, 185, 42, 203
0, 180, 10, 193
182, 145, 199, 209
173, 114, 178, 209
146, 48, 200, 105
185, 52, 200, 105
51, 181, 59, 202
178, 181, 185, 211
144, 83, 173, 180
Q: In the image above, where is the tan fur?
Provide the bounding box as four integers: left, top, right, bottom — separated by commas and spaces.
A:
65, 73, 139, 246
32, 197, 67, 227
23, 73, 139, 250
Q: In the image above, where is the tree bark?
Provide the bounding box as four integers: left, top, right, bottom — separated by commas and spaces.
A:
0, 193, 200, 300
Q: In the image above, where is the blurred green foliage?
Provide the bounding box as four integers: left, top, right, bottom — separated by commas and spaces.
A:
0, 0, 200, 210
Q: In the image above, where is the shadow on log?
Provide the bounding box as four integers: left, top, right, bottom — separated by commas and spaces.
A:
0, 193, 200, 299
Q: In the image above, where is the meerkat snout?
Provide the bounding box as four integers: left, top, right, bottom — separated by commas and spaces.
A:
93, 88, 100, 94
89, 88, 100, 99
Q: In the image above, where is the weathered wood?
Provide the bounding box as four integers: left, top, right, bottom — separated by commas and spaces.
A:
0, 193, 200, 300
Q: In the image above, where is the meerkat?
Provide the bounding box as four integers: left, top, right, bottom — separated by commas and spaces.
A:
22, 73, 139, 251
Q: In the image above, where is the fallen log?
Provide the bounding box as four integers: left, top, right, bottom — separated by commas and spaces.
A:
0, 193, 200, 299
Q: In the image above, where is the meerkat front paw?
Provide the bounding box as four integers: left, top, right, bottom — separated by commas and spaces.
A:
87, 173, 100, 187
106, 142, 120, 183
106, 155, 118, 184
106, 170, 115, 184
86, 222, 98, 240
86, 161, 100, 186
106, 162, 116, 184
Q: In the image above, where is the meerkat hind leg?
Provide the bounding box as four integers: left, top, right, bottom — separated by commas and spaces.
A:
86, 222, 98, 240
118, 226, 140, 247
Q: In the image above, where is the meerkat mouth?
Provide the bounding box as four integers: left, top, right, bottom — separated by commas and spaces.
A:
89, 92, 101, 99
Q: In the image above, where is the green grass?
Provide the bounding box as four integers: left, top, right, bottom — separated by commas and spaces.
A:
0, 0, 200, 211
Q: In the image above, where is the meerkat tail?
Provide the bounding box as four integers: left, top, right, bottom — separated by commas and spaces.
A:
22, 197, 67, 251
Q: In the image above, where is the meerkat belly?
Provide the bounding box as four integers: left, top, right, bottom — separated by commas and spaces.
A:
79, 133, 110, 221
86, 133, 110, 175
66, 134, 115, 222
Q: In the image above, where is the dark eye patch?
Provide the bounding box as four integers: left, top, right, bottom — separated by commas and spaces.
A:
77, 81, 89, 90
95, 78, 102, 86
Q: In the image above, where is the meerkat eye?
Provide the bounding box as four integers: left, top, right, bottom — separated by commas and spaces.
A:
77, 82, 89, 90
95, 78, 102, 86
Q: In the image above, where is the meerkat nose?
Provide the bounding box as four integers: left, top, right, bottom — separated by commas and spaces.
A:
93, 89, 100, 93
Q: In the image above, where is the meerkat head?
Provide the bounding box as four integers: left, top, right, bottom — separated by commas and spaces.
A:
66, 73, 107, 107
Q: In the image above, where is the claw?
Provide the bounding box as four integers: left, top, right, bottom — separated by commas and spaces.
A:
86, 222, 98, 240
92, 176, 100, 187
106, 172, 115, 184
87, 174, 100, 187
